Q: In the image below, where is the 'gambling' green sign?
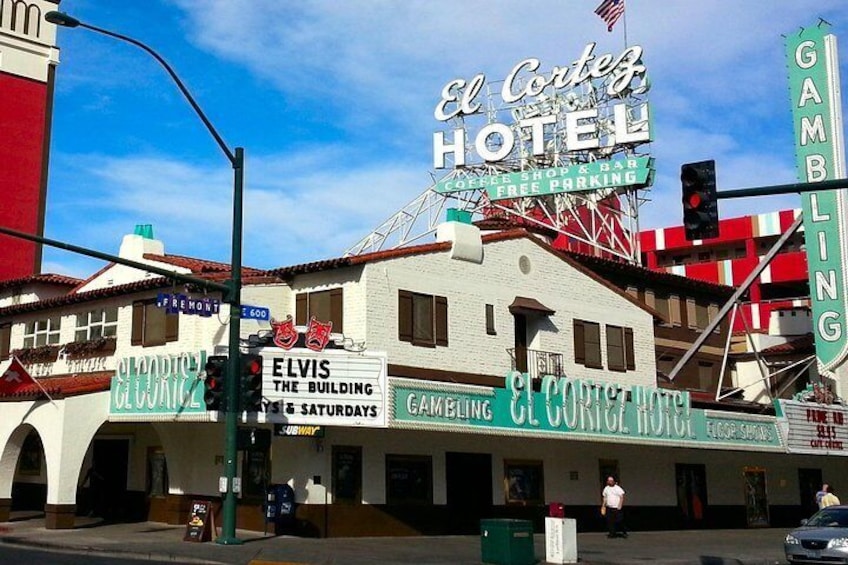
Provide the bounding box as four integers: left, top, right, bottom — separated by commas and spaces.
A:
434, 157, 654, 201
785, 23, 848, 372
390, 373, 782, 452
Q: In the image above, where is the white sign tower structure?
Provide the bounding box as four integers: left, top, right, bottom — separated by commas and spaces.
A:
346, 43, 654, 263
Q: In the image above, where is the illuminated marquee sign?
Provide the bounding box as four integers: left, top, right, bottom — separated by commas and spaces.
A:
258, 347, 388, 428
432, 42, 653, 191
391, 373, 782, 452
776, 399, 848, 455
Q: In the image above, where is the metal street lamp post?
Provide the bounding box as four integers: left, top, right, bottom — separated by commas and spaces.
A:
46, 10, 245, 544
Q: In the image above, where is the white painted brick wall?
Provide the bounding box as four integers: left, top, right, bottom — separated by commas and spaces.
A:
356, 238, 656, 387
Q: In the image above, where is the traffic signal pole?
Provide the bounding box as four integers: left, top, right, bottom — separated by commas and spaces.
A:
667, 176, 848, 382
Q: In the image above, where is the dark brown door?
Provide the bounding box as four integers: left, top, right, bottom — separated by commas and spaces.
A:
514, 314, 528, 373
446, 452, 493, 534
92, 439, 129, 521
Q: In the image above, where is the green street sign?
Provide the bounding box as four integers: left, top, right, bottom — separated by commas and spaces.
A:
434, 156, 654, 200
786, 23, 848, 371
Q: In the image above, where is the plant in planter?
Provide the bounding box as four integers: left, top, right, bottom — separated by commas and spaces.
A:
12, 344, 61, 364
63, 336, 117, 360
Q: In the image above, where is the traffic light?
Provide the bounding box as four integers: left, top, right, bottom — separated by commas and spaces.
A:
204, 355, 228, 411
681, 160, 719, 241
240, 353, 264, 412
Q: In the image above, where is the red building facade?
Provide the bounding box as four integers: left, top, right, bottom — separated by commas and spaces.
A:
0, 0, 61, 280
639, 209, 809, 332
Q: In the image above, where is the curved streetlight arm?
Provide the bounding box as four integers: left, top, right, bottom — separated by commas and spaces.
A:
46, 11, 235, 165
46, 10, 246, 544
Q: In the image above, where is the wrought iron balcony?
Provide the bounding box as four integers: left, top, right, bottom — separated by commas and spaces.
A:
506, 348, 565, 380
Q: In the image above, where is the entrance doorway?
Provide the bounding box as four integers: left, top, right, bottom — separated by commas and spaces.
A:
798, 468, 823, 519
675, 464, 708, 527
446, 452, 492, 534
743, 467, 770, 527
513, 315, 528, 373
87, 439, 129, 521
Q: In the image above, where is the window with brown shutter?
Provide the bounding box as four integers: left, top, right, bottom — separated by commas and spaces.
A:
131, 300, 179, 347
485, 304, 496, 335
0, 324, 10, 360
574, 319, 602, 369
398, 291, 413, 342
584, 321, 602, 369
573, 320, 585, 365
398, 290, 448, 347
606, 325, 625, 372
295, 289, 343, 333
624, 328, 635, 370
435, 296, 448, 346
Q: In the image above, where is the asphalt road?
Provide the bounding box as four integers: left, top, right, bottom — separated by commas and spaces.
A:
0, 544, 180, 565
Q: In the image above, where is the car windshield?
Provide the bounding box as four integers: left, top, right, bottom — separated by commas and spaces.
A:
807, 508, 848, 527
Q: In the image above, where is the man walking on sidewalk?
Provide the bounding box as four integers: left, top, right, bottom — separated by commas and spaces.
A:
602, 476, 628, 538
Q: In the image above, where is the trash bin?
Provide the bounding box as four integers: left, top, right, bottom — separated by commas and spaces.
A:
480, 519, 536, 565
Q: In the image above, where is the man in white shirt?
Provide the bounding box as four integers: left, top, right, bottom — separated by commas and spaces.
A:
601, 476, 628, 538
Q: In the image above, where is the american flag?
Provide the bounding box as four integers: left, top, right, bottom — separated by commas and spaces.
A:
594, 0, 625, 32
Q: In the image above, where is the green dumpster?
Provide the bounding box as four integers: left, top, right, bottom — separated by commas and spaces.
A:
480, 519, 536, 565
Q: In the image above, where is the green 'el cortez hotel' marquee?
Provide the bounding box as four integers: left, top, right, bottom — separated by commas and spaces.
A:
390, 373, 783, 452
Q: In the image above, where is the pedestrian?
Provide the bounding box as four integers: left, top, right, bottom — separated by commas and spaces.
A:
601, 476, 628, 538
821, 485, 841, 508
816, 483, 829, 509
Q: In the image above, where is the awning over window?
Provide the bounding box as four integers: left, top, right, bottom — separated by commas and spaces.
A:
508, 297, 555, 316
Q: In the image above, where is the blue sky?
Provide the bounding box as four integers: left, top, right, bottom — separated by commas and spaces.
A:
42, 0, 848, 278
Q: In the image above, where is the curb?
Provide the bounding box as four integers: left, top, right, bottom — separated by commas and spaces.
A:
0, 535, 225, 564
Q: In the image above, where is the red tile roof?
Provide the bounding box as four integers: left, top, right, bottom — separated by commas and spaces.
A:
0, 371, 113, 400
0, 273, 82, 291
759, 333, 815, 355
1, 251, 274, 316
143, 253, 264, 276
0, 277, 173, 316
266, 229, 532, 278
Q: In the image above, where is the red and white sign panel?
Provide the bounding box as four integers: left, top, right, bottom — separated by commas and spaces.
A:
777, 399, 848, 455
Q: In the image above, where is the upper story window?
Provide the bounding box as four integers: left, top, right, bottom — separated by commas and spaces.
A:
75, 307, 118, 341
573, 319, 602, 369
654, 294, 670, 323
0, 324, 10, 360
23, 317, 61, 348
131, 300, 178, 347
695, 302, 710, 330
606, 325, 636, 372
296, 288, 343, 333
398, 290, 448, 347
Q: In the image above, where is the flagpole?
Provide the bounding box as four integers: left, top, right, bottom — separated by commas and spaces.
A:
623, 0, 628, 48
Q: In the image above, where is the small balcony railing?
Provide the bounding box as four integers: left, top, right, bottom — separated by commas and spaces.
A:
506, 348, 565, 380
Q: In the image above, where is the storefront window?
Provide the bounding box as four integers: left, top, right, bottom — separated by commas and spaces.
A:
332, 446, 362, 504
386, 454, 432, 505
146, 448, 168, 497
504, 460, 544, 505
242, 448, 269, 502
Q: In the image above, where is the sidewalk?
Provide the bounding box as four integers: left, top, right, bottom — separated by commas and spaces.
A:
0, 514, 790, 565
